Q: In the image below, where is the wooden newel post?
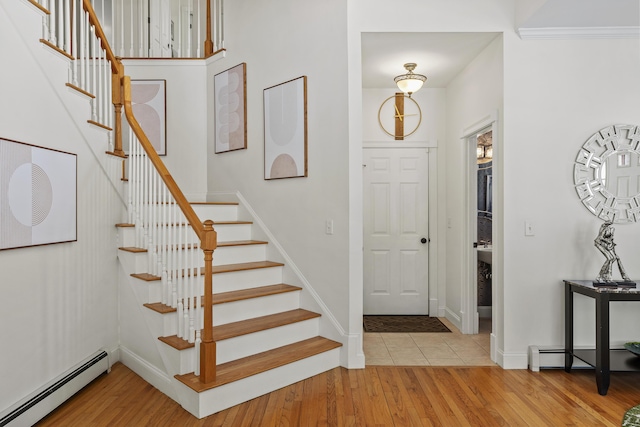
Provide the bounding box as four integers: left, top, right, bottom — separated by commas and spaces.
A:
200, 219, 217, 383
112, 61, 125, 157
204, 0, 213, 57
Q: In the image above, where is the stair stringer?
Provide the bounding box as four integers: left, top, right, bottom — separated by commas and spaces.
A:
116, 255, 180, 402
3, 0, 128, 211
206, 191, 364, 368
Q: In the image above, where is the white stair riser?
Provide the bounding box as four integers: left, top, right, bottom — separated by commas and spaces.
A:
117, 250, 150, 275
161, 317, 320, 374
216, 318, 320, 364
212, 223, 252, 241
214, 244, 266, 265
213, 292, 301, 326
175, 348, 341, 418
191, 204, 238, 221
130, 265, 285, 305
214, 267, 284, 293
144, 291, 302, 336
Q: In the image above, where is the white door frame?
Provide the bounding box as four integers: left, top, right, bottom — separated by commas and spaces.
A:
460, 111, 498, 340
362, 140, 440, 316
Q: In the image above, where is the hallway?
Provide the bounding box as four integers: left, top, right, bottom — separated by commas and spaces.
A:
364, 317, 494, 366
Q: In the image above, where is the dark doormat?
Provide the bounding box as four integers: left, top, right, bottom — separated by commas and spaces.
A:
363, 315, 451, 333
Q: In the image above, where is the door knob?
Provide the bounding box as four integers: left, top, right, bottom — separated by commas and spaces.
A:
421, 238, 427, 244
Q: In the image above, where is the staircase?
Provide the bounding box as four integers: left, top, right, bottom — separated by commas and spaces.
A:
9, 0, 344, 419
117, 202, 342, 418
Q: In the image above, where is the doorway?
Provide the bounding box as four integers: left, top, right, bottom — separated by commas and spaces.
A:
461, 113, 497, 338
363, 147, 429, 315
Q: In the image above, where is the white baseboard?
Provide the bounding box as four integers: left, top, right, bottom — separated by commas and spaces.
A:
119, 346, 177, 401
444, 307, 461, 331
498, 350, 528, 369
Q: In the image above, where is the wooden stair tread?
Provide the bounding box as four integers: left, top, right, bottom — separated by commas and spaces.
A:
144, 284, 302, 313
212, 221, 253, 225
120, 240, 266, 253
217, 240, 267, 247
130, 261, 285, 282
115, 223, 134, 228
119, 247, 147, 253
158, 309, 320, 350
190, 202, 238, 206
175, 337, 342, 392
210, 260, 284, 274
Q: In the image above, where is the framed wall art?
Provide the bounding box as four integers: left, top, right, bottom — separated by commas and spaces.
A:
214, 63, 247, 153
263, 76, 308, 179
130, 79, 167, 156
0, 137, 77, 250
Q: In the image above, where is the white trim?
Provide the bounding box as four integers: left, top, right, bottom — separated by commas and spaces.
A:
500, 351, 528, 369
362, 139, 438, 149
119, 346, 177, 400
518, 26, 640, 40
444, 307, 462, 332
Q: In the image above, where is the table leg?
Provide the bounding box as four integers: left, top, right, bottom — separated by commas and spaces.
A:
595, 293, 610, 395
564, 282, 573, 372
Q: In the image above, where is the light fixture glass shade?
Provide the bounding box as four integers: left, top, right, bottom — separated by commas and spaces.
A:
394, 63, 427, 96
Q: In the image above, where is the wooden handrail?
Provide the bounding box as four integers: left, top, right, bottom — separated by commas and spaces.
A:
123, 76, 217, 383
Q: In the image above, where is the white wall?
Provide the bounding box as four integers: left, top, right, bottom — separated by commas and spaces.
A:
503, 35, 640, 364
206, 1, 353, 341
0, 2, 122, 411
123, 60, 209, 201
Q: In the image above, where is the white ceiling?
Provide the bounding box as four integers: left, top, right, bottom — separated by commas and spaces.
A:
361, 0, 639, 91
361, 32, 500, 89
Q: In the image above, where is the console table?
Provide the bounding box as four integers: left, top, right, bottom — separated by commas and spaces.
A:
564, 279, 640, 395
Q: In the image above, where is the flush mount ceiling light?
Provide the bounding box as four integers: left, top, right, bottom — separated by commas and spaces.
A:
394, 63, 427, 97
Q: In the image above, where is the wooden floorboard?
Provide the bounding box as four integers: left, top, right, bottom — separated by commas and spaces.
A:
34, 362, 640, 426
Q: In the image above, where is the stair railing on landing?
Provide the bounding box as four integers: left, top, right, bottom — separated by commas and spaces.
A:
110, 0, 224, 58
32, 0, 218, 383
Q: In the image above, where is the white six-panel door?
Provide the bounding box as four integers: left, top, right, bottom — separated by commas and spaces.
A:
363, 148, 429, 315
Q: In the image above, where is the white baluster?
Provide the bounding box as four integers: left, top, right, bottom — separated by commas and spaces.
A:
91, 28, 98, 121
85, 11, 90, 91
48, 0, 57, 45
177, 208, 184, 338
171, 202, 177, 308
71, 0, 78, 86
127, 129, 133, 224
184, 216, 190, 340
79, 6, 85, 88
194, 329, 201, 376
138, 0, 144, 57
64, 0, 70, 54
161, 186, 168, 305
57, 0, 64, 49
119, 0, 124, 56
196, 0, 201, 57
177, 0, 182, 57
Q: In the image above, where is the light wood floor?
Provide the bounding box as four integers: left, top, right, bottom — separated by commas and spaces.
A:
35, 361, 640, 426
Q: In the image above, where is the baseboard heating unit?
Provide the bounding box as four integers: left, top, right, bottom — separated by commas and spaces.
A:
0, 350, 109, 427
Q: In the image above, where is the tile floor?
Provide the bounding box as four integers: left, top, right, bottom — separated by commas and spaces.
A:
364, 317, 495, 366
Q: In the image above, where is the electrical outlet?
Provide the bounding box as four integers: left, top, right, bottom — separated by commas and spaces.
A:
325, 219, 334, 235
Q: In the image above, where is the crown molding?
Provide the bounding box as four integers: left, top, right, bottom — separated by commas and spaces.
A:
518, 26, 640, 40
